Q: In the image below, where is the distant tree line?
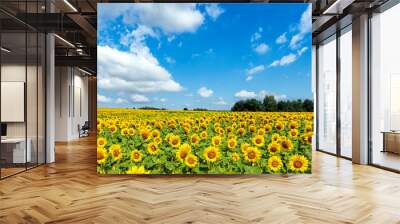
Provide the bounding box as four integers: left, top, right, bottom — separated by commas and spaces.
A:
231, 95, 313, 112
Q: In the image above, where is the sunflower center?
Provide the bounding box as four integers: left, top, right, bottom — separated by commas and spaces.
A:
180, 151, 187, 159
188, 157, 195, 164
282, 141, 289, 149
134, 152, 140, 159
151, 145, 157, 151
272, 160, 279, 167
113, 150, 120, 157
192, 137, 197, 142
215, 140, 220, 144
270, 146, 277, 152
208, 151, 216, 159
248, 151, 256, 159
294, 160, 303, 168
256, 139, 261, 144
229, 142, 235, 147
99, 140, 104, 145
172, 139, 178, 145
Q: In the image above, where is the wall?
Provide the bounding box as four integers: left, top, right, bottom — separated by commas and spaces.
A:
54, 66, 89, 141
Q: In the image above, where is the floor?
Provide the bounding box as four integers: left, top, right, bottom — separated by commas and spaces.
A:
0, 137, 400, 223
372, 150, 400, 171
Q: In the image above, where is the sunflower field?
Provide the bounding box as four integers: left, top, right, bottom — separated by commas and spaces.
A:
97, 109, 313, 175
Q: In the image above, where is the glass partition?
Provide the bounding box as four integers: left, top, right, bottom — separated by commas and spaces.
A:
317, 35, 337, 154
0, 1, 46, 179
339, 26, 352, 158
371, 3, 400, 171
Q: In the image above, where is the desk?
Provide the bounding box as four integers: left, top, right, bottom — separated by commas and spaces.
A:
1, 138, 31, 163
382, 131, 400, 154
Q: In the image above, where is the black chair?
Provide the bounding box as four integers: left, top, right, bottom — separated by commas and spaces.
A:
79, 121, 90, 138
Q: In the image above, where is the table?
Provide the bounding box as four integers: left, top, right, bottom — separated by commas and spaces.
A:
381, 131, 400, 154
1, 138, 31, 163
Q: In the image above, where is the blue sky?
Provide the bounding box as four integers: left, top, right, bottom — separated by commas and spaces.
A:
97, 3, 312, 110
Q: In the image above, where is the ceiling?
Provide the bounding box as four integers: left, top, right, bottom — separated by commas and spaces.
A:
0, 0, 394, 75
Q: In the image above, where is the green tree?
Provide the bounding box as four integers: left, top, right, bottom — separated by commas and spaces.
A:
231, 99, 263, 111
302, 99, 314, 112
262, 95, 277, 112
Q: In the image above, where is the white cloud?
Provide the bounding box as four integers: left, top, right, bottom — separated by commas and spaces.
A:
276, 32, 287, 44
206, 48, 214, 54
234, 90, 257, 99
159, 98, 167, 102
98, 45, 183, 93
116, 98, 128, 104
247, 65, 265, 76
246, 76, 253, 81
269, 53, 297, 67
165, 56, 176, 64
167, 35, 175, 42
198, 87, 213, 98
108, 4, 204, 34
254, 43, 269, 55
131, 94, 150, 103
214, 97, 227, 105
98, 94, 112, 103
290, 5, 311, 49
297, 46, 308, 56
235, 90, 287, 101
250, 31, 262, 43
178, 42, 183, 48
205, 4, 224, 21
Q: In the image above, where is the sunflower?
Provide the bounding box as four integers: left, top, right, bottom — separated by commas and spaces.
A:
244, 147, 261, 163
140, 128, 151, 141
267, 142, 281, 154
305, 125, 313, 133
227, 138, 237, 149
97, 137, 107, 148
257, 129, 266, 136
126, 165, 150, 174
252, 135, 265, 147
211, 136, 222, 146
271, 133, 281, 142
169, 135, 181, 148
184, 154, 198, 168
110, 144, 122, 161
248, 125, 256, 134
153, 137, 162, 145
128, 128, 136, 136
151, 130, 160, 138
289, 121, 298, 129
231, 152, 240, 162
289, 129, 299, 138
203, 146, 220, 162
264, 124, 272, 133
109, 125, 118, 134
176, 143, 191, 162
280, 137, 293, 151
241, 143, 251, 154
268, 156, 283, 173
165, 133, 173, 142
130, 149, 142, 162
190, 134, 200, 145
97, 147, 107, 164
200, 131, 207, 140
237, 127, 246, 136
120, 128, 129, 137
147, 142, 159, 155
289, 155, 309, 173
275, 122, 284, 131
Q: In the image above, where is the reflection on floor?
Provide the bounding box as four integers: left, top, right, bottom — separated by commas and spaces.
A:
373, 151, 400, 171
0, 136, 400, 223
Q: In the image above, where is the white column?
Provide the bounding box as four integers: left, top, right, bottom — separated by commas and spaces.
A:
352, 14, 369, 164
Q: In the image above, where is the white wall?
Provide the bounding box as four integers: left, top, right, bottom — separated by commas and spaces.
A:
54, 67, 89, 141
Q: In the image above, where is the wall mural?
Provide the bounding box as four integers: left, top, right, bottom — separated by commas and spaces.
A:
97, 3, 313, 175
